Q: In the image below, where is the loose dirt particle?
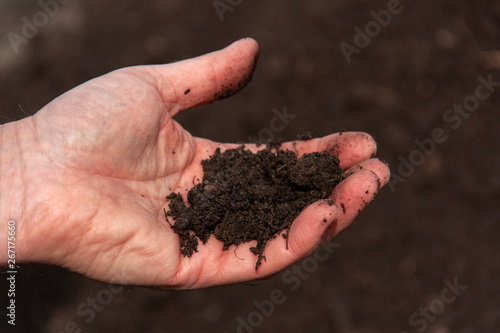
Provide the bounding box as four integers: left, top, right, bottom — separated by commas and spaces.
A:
297, 131, 313, 140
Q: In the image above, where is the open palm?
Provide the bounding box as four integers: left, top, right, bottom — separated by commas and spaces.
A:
18, 39, 389, 289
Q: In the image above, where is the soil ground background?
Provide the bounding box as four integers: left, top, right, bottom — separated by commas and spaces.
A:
1, 0, 499, 332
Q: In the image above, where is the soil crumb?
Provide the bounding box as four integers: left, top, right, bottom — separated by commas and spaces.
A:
254, 137, 283, 149
165, 146, 343, 270
297, 131, 313, 140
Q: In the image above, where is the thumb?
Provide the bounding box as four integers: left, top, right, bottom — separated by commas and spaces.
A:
141, 38, 259, 114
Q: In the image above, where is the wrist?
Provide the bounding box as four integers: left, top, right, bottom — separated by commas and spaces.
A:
0, 120, 32, 265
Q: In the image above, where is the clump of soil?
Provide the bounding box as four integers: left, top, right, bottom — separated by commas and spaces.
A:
165, 146, 343, 270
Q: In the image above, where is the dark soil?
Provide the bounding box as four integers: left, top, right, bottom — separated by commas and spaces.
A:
165, 146, 343, 270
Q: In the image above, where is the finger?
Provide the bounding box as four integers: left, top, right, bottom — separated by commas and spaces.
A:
191, 199, 339, 284
279, 132, 377, 170
256, 199, 339, 276
142, 38, 259, 114
344, 158, 391, 186
323, 168, 385, 241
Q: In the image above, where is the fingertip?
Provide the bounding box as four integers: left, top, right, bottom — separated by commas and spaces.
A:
325, 169, 380, 239
283, 132, 378, 170
345, 158, 391, 188
210, 37, 260, 101
375, 159, 390, 188
326, 132, 377, 169
234, 37, 260, 57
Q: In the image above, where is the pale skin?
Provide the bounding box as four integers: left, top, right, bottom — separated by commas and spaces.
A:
0, 38, 390, 289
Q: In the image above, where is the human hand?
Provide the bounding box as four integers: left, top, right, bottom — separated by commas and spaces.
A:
0, 38, 389, 289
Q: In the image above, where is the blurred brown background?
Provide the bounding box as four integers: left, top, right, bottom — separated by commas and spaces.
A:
1, 0, 499, 332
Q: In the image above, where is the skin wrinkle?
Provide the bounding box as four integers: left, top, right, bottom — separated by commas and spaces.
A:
101, 233, 135, 281
214, 257, 227, 287
172, 251, 192, 289
46, 206, 87, 268
154, 122, 166, 182
167, 157, 194, 198
195, 248, 212, 287
286, 233, 302, 262
36, 112, 93, 171
286, 208, 317, 262
65, 217, 96, 275
158, 120, 190, 177
210, 61, 221, 103
171, 139, 207, 196
18, 121, 45, 262
123, 183, 163, 212
287, 202, 331, 261
150, 260, 169, 286
15, 124, 27, 220
78, 215, 121, 278
0, 126, 3, 195
214, 244, 246, 287
138, 66, 179, 116
181, 238, 228, 289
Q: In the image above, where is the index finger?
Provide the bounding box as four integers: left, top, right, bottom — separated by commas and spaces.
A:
280, 132, 377, 170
